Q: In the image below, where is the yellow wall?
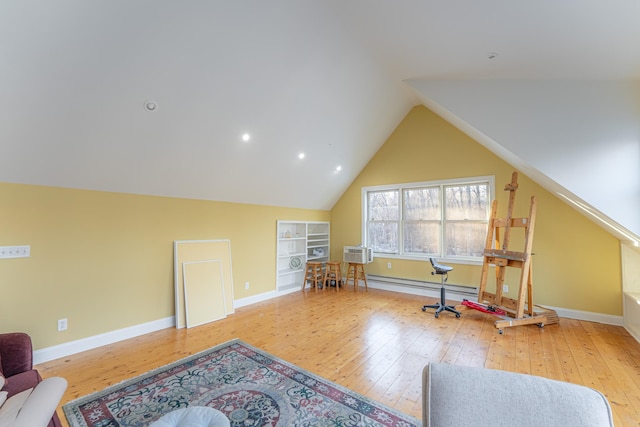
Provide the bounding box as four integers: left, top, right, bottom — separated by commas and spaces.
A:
0, 183, 328, 349
0, 104, 624, 353
331, 105, 622, 315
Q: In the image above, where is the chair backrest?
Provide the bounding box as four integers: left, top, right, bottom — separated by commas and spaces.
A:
422, 362, 614, 427
0, 333, 34, 377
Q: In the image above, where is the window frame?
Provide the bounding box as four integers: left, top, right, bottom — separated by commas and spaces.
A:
362, 175, 494, 265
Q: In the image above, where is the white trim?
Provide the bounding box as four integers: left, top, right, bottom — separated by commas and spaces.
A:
33, 316, 175, 365
368, 279, 445, 300
625, 323, 640, 343
367, 277, 624, 326
556, 193, 639, 247
233, 287, 305, 308
361, 175, 495, 193
546, 305, 623, 326
361, 175, 495, 261
234, 290, 280, 308
367, 276, 477, 300
32, 282, 629, 365
34, 291, 286, 365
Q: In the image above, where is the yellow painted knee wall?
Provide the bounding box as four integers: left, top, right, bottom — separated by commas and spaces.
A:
330, 105, 622, 316
0, 182, 328, 349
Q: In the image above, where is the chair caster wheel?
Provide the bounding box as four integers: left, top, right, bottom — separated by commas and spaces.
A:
456, 313, 461, 318
538, 323, 544, 328
498, 329, 504, 334
434, 313, 439, 318
422, 306, 427, 312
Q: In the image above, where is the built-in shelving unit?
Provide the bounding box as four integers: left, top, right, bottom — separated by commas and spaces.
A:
276, 221, 330, 293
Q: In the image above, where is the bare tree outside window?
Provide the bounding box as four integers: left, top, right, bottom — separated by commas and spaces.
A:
367, 190, 399, 254
404, 187, 440, 254
364, 178, 491, 260
444, 184, 489, 257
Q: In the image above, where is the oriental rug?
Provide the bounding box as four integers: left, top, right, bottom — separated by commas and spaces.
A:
63, 339, 419, 427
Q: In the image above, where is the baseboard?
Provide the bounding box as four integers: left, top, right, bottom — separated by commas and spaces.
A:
544, 305, 623, 326
234, 290, 280, 308
33, 316, 175, 365
367, 276, 625, 326
34, 291, 289, 365
367, 275, 478, 301
233, 286, 303, 308
33, 280, 629, 364
625, 323, 640, 343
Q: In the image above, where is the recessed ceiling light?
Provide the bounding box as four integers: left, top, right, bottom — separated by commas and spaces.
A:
335, 165, 342, 172
242, 133, 251, 142
298, 153, 305, 159
144, 101, 158, 112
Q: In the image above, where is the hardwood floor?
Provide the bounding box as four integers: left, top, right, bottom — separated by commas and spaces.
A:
38, 288, 640, 426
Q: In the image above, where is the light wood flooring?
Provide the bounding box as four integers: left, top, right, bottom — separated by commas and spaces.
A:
38, 288, 640, 426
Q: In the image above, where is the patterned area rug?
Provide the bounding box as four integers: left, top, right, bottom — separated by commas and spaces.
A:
63, 339, 420, 427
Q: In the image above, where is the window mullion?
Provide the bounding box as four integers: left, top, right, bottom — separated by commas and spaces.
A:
440, 184, 445, 258
399, 188, 404, 256
364, 176, 492, 261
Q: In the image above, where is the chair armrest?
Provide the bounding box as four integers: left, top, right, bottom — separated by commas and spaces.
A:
1, 370, 42, 399
423, 363, 614, 427
0, 333, 34, 377
14, 377, 67, 427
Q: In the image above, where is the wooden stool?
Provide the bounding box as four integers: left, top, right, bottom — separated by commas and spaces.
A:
323, 261, 343, 291
302, 261, 323, 291
345, 262, 368, 290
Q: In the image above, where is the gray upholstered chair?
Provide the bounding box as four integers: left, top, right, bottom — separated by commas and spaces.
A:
423, 362, 614, 427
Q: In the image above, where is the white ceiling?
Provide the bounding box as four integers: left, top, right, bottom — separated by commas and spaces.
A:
1, 1, 638, 218
332, 0, 640, 80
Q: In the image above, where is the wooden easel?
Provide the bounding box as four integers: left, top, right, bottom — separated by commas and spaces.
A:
477, 172, 557, 333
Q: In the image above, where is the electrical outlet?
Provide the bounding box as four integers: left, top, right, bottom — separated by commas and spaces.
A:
503, 284, 509, 293
245, 281, 250, 290
57, 318, 68, 331
387, 262, 392, 269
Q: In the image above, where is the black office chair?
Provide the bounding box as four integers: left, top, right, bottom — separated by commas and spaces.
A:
422, 258, 461, 318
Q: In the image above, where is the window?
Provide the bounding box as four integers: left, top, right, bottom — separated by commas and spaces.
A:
363, 176, 493, 262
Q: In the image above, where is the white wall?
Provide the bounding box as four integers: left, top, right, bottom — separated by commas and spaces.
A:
407, 80, 640, 238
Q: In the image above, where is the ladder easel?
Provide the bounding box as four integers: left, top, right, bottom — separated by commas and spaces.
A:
478, 172, 556, 333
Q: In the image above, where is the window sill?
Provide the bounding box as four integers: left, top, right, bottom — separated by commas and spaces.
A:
372, 253, 483, 266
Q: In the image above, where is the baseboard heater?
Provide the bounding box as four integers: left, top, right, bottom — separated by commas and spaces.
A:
367, 274, 478, 299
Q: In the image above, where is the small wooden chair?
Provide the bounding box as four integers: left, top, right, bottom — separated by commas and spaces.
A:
345, 262, 367, 290
302, 261, 323, 291
323, 261, 343, 291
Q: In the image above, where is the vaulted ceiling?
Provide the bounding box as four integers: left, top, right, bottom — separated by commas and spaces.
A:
1, 1, 638, 239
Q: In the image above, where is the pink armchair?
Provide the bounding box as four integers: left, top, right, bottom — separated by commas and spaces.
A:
0, 332, 63, 427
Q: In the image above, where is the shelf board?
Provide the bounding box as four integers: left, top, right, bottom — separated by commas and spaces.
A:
278, 252, 305, 258
278, 268, 305, 275
277, 220, 329, 290
278, 282, 301, 292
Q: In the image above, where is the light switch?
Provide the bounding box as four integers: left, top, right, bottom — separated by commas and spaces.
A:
0, 245, 31, 259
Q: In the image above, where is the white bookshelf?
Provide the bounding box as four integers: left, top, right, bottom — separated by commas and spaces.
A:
276, 221, 330, 293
